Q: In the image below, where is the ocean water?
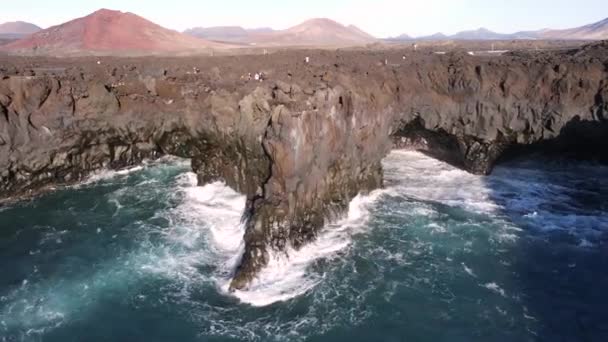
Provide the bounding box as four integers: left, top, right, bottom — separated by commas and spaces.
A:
0, 151, 607, 342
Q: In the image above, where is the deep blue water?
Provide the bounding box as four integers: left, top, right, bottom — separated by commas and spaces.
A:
0, 151, 607, 342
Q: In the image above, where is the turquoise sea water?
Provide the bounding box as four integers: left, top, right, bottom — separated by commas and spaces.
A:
1, 151, 607, 342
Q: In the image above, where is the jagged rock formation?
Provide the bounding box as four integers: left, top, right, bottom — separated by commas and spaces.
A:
1, 42, 607, 289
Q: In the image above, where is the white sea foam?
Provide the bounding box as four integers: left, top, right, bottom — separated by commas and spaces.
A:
116, 166, 143, 175
386, 150, 608, 242
462, 263, 477, 278
3, 150, 604, 340
227, 190, 385, 307
427, 222, 447, 234
483, 282, 507, 297
80, 156, 189, 186
83, 165, 145, 184
383, 151, 500, 214
137, 173, 247, 289
145, 169, 388, 307
578, 238, 595, 248
157, 149, 605, 321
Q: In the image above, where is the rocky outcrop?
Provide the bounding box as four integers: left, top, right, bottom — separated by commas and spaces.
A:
0, 42, 607, 289
229, 80, 390, 289
390, 47, 608, 173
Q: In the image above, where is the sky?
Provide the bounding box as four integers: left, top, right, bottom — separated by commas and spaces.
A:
1, 0, 607, 37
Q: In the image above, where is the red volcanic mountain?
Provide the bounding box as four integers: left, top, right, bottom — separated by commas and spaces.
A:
3, 9, 226, 55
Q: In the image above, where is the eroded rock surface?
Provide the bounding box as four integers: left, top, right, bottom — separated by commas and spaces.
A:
1, 43, 607, 289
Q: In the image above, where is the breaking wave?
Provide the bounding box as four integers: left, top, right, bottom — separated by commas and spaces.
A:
149, 172, 386, 307
228, 191, 385, 306
1, 150, 606, 341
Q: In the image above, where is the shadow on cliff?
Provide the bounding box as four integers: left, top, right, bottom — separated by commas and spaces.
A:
482, 117, 608, 341
498, 114, 608, 165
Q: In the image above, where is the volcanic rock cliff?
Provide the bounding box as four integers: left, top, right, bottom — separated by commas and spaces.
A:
1, 43, 607, 289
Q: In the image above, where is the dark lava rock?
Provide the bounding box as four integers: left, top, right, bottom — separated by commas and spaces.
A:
0, 42, 607, 289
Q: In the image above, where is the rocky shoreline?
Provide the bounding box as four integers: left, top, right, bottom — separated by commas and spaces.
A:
1, 42, 607, 289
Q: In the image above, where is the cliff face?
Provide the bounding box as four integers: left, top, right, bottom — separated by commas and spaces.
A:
392, 48, 608, 173
1, 43, 607, 289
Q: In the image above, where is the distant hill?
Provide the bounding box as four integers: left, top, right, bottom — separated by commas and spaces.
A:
386, 33, 413, 41
347, 25, 376, 40
450, 28, 512, 40
416, 33, 449, 41
183, 26, 278, 43
2, 9, 228, 55
185, 18, 376, 46
184, 26, 250, 42
539, 17, 608, 40
253, 18, 376, 46
389, 17, 608, 41
248, 27, 275, 34
0, 21, 41, 40
0, 21, 41, 35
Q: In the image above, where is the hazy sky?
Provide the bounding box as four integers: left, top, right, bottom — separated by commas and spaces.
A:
1, 0, 607, 37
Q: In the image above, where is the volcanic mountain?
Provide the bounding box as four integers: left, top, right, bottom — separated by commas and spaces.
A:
249, 18, 376, 46
185, 18, 376, 46
0, 21, 42, 38
416, 32, 449, 41
3, 9, 226, 55
387, 33, 414, 41
539, 17, 608, 40
450, 28, 513, 40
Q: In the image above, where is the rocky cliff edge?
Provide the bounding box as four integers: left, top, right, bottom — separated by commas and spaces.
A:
1, 43, 607, 289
